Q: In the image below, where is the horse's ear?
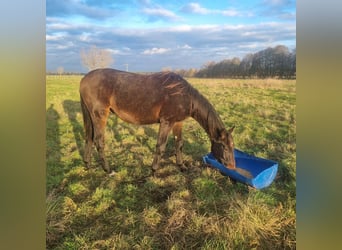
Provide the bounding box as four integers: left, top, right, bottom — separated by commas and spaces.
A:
216, 128, 226, 141
228, 126, 235, 134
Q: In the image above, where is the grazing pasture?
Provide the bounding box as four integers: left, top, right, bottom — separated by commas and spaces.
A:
46, 75, 296, 249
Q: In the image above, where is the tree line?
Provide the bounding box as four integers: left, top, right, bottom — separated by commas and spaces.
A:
50, 44, 295, 79
174, 45, 296, 79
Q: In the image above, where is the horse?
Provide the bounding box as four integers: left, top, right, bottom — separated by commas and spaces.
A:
80, 68, 236, 174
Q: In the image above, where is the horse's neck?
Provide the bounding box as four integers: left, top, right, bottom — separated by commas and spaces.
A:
190, 91, 225, 141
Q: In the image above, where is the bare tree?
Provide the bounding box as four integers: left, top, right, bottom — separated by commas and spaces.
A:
161, 66, 172, 72
80, 45, 114, 71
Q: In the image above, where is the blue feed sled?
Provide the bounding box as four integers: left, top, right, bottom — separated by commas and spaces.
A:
203, 149, 278, 189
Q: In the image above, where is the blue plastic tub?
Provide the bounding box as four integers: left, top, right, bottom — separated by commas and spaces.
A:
203, 149, 278, 189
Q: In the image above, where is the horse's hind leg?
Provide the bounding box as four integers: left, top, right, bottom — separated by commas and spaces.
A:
84, 138, 93, 169
152, 119, 173, 171
93, 107, 111, 173
172, 122, 186, 171
81, 96, 93, 169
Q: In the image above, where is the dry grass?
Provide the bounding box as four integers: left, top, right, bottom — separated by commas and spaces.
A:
46, 76, 296, 249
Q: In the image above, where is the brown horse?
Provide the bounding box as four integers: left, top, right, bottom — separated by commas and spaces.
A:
80, 68, 236, 174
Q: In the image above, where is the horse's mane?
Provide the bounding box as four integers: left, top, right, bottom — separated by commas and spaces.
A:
188, 85, 225, 140
157, 72, 225, 140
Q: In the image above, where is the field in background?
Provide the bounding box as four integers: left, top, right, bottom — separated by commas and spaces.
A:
46, 75, 296, 249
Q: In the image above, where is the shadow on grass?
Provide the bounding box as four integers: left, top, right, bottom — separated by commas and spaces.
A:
63, 100, 84, 158
107, 115, 162, 154
46, 104, 64, 192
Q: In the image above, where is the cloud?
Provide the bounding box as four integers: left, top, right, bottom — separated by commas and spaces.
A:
181, 1, 295, 20
178, 44, 192, 49
238, 43, 259, 49
79, 32, 91, 42
221, 9, 240, 17
181, 2, 241, 17
142, 47, 171, 55
46, 32, 66, 41
182, 3, 210, 14
142, 7, 182, 21
46, 17, 76, 30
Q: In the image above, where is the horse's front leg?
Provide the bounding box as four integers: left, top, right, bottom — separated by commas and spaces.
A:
172, 122, 186, 171
152, 120, 173, 171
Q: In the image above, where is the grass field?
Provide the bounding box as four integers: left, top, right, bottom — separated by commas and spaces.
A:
46, 75, 296, 249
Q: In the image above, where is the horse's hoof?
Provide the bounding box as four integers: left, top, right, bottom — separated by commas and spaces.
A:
102, 164, 111, 174
151, 164, 159, 172
84, 162, 91, 170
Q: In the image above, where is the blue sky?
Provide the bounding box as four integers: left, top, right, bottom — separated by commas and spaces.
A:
46, 0, 296, 72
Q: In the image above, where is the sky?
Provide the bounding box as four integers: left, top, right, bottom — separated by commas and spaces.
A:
46, 0, 296, 73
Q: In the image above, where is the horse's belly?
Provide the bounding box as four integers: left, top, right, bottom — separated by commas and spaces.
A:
111, 104, 161, 125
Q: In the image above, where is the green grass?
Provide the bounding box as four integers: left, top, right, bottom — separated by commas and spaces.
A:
46, 75, 296, 249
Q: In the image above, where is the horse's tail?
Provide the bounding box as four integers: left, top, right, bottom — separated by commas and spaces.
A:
80, 95, 94, 142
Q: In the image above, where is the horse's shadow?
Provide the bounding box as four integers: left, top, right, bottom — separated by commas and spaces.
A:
107, 115, 158, 154
63, 100, 85, 159
46, 104, 64, 191
62, 100, 162, 169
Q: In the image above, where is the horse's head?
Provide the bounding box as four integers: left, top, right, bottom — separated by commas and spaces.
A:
211, 126, 236, 169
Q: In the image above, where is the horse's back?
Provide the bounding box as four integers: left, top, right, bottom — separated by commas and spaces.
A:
80, 68, 192, 124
